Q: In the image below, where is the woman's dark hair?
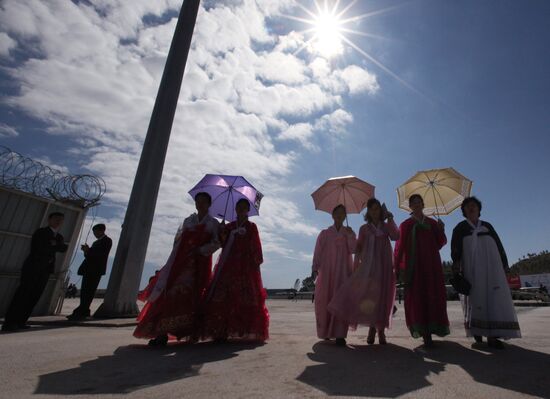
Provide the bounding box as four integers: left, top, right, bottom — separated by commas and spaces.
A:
364, 198, 382, 223
49, 212, 65, 219
236, 198, 250, 211
332, 204, 346, 215
461, 196, 482, 217
194, 192, 212, 205
408, 194, 424, 207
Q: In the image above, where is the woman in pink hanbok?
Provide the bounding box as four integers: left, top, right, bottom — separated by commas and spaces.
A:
312, 204, 357, 346
329, 198, 399, 345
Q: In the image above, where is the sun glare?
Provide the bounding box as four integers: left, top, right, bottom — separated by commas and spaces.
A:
283, 1, 425, 96
313, 10, 344, 57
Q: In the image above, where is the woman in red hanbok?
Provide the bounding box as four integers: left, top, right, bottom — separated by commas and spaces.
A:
394, 194, 449, 346
201, 198, 269, 342
134, 192, 220, 346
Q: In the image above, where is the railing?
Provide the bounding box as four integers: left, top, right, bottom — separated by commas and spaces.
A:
0, 145, 105, 207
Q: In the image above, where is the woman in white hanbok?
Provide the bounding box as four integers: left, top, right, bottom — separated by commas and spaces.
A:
451, 197, 520, 349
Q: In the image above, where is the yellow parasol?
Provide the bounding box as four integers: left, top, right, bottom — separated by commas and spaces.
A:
397, 167, 473, 216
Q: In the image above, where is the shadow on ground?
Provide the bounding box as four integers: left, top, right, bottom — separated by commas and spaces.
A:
297, 340, 550, 397
297, 342, 444, 397
423, 341, 549, 398
35, 341, 262, 395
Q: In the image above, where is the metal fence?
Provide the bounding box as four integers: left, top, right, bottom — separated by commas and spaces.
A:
0, 145, 105, 207
0, 146, 105, 317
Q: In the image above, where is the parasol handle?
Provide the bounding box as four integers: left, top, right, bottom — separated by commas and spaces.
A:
221, 176, 239, 221
430, 183, 441, 221
222, 192, 231, 221
343, 183, 349, 227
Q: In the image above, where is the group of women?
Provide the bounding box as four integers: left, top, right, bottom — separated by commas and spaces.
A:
133, 189, 521, 350
314, 194, 521, 349
134, 192, 269, 346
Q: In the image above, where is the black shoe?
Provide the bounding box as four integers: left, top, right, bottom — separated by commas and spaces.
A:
367, 328, 376, 345
392, 305, 398, 316
423, 335, 434, 348
378, 332, 387, 345
148, 335, 168, 347
488, 338, 504, 349
335, 338, 347, 346
474, 335, 483, 343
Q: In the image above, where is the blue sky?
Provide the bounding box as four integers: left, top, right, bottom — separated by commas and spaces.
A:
1, 0, 549, 289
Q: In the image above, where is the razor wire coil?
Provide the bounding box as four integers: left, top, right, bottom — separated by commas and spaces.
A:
0, 145, 105, 207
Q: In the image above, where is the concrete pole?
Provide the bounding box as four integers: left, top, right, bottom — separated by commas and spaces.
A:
95, 0, 201, 318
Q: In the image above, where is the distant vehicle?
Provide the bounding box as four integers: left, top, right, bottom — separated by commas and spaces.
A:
507, 275, 521, 289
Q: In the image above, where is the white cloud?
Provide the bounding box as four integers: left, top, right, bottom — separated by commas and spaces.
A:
277, 122, 316, 150
255, 51, 308, 84
274, 31, 305, 53
0, 0, 379, 286
0, 32, 16, 56
82, 0, 182, 39
315, 109, 354, 136
0, 123, 18, 137
336, 64, 379, 95
309, 57, 331, 79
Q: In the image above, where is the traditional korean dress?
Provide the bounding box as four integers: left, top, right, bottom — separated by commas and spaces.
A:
394, 216, 450, 338
312, 225, 357, 339
451, 219, 521, 339
134, 213, 219, 341
328, 220, 399, 330
201, 220, 269, 341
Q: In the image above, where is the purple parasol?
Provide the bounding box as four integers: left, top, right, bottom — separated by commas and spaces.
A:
188, 174, 263, 222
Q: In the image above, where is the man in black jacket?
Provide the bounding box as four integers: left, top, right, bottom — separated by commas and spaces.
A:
67, 224, 112, 320
2, 212, 68, 332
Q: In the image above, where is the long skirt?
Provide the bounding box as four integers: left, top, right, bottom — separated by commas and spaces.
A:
201, 259, 269, 341
461, 236, 521, 339
405, 259, 450, 338
328, 235, 395, 330
134, 251, 211, 341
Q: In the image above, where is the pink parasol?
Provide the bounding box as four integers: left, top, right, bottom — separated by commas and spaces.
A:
311, 175, 375, 215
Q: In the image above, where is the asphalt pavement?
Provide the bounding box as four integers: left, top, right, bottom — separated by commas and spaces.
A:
0, 299, 549, 399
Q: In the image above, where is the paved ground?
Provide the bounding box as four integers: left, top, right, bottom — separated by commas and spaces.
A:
1, 299, 549, 399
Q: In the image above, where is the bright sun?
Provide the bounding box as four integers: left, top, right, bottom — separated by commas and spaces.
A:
313, 11, 343, 57
283, 1, 420, 95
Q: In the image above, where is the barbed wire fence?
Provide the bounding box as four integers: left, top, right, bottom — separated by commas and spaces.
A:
0, 145, 106, 207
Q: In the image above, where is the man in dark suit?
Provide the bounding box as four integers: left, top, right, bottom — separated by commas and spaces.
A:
2, 212, 68, 332
67, 224, 112, 320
